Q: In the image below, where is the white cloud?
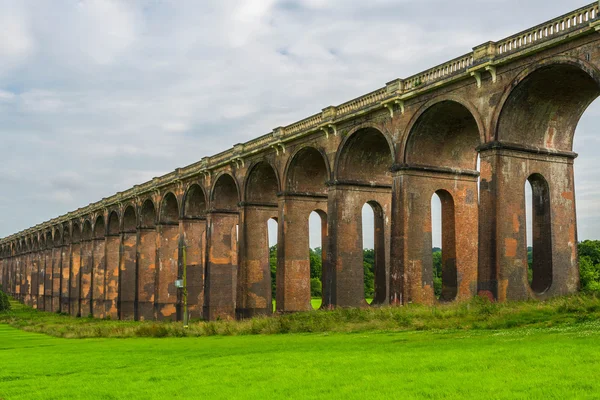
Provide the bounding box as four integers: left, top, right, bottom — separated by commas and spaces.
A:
0, 2, 34, 70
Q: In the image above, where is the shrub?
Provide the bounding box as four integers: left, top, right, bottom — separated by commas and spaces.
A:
310, 278, 322, 297
0, 288, 11, 312
136, 324, 169, 338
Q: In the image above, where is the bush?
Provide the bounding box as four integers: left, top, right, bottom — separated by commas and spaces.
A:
310, 278, 322, 297
0, 288, 11, 312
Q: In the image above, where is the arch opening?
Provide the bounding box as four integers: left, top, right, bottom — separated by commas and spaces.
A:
268, 217, 278, 312
286, 147, 328, 194
212, 174, 239, 211
107, 212, 120, 235
123, 207, 137, 232
140, 200, 157, 229
246, 162, 279, 203
160, 193, 179, 224
337, 128, 393, 185
431, 190, 457, 302
309, 210, 327, 310
71, 223, 81, 243
406, 101, 480, 170
63, 225, 71, 245
53, 229, 62, 246
93, 216, 105, 239
362, 202, 386, 305
184, 185, 207, 219
525, 174, 553, 294
82, 221, 93, 241
497, 63, 600, 151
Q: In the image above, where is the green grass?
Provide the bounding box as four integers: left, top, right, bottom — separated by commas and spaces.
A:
1, 322, 600, 399
2, 295, 600, 398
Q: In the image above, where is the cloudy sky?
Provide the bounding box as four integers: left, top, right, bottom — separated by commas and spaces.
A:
0, 0, 598, 249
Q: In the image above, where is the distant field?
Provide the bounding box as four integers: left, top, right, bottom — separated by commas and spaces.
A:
1, 322, 600, 399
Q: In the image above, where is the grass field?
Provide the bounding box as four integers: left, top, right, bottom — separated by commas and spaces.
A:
1, 321, 600, 399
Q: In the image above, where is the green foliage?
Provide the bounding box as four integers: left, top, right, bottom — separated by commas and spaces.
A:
269, 245, 277, 298
310, 278, 322, 298
270, 246, 325, 298
527, 246, 533, 285
363, 248, 375, 298
310, 247, 322, 279
0, 286, 11, 312
579, 240, 600, 293
432, 250, 442, 298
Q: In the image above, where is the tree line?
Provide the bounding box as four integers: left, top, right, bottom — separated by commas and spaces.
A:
270, 240, 600, 300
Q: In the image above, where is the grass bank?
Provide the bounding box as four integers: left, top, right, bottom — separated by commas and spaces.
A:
1, 294, 599, 338
1, 322, 600, 399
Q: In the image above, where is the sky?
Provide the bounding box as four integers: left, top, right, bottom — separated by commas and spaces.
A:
0, 0, 598, 249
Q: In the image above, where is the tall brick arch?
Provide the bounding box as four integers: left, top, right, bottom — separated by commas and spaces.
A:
330, 125, 395, 306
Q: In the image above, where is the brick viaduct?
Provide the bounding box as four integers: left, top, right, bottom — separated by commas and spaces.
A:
1, 3, 599, 321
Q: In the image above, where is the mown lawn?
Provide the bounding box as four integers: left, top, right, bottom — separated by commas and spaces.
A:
1, 321, 600, 399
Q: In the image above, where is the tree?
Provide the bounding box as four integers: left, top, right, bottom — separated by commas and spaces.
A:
363, 249, 375, 298
309, 247, 322, 279
0, 285, 10, 312
579, 240, 600, 293
270, 245, 277, 298
432, 250, 442, 298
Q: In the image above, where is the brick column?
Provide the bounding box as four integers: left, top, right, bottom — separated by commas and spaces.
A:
119, 230, 137, 320
276, 195, 327, 312
79, 238, 93, 317
390, 167, 478, 305
156, 222, 180, 320
327, 184, 391, 308
43, 245, 53, 311
91, 236, 106, 318
52, 243, 62, 312
69, 239, 82, 317
137, 227, 157, 321
104, 234, 120, 319
182, 218, 206, 320
478, 144, 578, 301
237, 204, 277, 318
203, 211, 238, 320
27, 249, 36, 308
60, 241, 71, 314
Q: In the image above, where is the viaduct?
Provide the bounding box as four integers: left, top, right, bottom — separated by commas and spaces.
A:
1, 3, 599, 321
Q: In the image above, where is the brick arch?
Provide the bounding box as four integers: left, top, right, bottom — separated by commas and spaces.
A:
140, 198, 157, 228
401, 97, 484, 171
492, 56, 600, 152
107, 210, 120, 235
53, 227, 62, 246
159, 192, 180, 224
244, 160, 280, 204
334, 123, 395, 185
39, 232, 46, 249
122, 205, 137, 232
183, 183, 208, 218
62, 224, 71, 245
82, 219, 93, 241
93, 215, 106, 239
210, 172, 240, 211
71, 222, 82, 243
284, 146, 331, 194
